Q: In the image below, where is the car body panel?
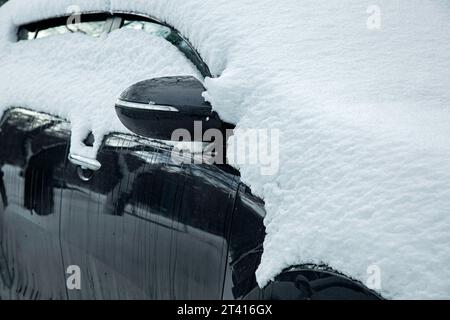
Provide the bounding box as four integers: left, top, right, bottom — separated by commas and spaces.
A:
0, 4, 386, 299
0, 108, 69, 299
0, 106, 381, 300
60, 133, 239, 299
0, 108, 247, 299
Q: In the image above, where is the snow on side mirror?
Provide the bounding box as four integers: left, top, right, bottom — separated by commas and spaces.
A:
115, 76, 229, 141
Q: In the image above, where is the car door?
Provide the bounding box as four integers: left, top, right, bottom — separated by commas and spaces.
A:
60, 133, 239, 299
0, 108, 69, 300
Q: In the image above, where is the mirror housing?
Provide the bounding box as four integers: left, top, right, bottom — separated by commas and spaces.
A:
115, 76, 230, 141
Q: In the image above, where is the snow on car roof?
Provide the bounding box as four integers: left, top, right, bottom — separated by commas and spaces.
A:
1, 0, 450, 299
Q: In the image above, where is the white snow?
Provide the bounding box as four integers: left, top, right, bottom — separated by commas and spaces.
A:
0, 4, 200, 157
1, 0, 450, 299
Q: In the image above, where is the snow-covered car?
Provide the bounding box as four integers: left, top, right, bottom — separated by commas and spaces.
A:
1, 0, 450, 300
0, 4, 383, 300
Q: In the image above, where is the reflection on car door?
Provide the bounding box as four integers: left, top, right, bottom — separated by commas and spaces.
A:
60, 134, 239, 299
0, 108, 69, 299
0, 109, 240, 300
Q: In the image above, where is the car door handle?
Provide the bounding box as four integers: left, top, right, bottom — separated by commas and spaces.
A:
68, 153, 102, 171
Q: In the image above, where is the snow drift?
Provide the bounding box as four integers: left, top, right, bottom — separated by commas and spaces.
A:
1, 0, 450, 299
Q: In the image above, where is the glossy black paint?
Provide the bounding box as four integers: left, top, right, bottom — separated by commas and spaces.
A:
244, 268, 381, 300
0, 108, 381, 300
116, 76, 228, 141
0, 109, 69, 299
119, 77, 211, 113
60, 134, 239, 299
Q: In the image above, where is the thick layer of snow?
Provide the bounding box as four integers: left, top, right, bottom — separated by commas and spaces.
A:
1, 0, 450, 299
0, 8, 200, 157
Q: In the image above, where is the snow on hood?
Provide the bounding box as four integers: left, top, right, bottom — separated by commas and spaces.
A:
1, 0, 450, 299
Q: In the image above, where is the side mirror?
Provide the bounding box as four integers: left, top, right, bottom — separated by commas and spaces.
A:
115, 76, 230, 141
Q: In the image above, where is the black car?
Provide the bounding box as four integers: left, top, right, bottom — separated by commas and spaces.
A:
0, 12, 380, 300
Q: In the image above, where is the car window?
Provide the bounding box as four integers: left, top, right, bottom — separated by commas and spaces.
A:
38, 21, 105, 38
17, 14, 211, 77
120, 19, 187, 48
119, 17, 210, 76
18, 18, 106, 40
122, 20, 172, 38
